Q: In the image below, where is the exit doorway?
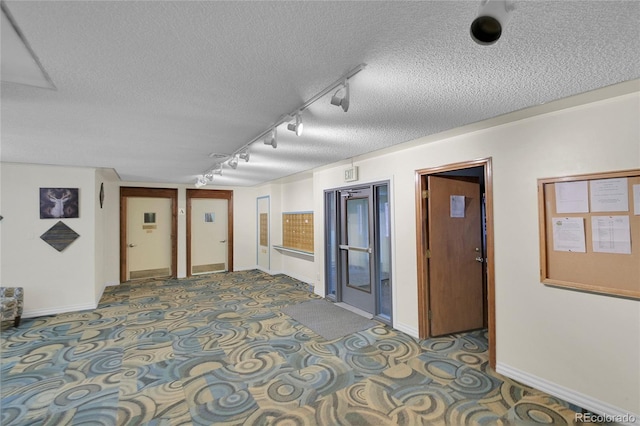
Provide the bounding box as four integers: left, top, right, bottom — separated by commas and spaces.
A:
324, 181, 392, 325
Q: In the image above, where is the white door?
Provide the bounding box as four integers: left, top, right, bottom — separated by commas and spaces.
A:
126, 197, 172, 280
257, 196, 270, 270
191, 198, 228, 274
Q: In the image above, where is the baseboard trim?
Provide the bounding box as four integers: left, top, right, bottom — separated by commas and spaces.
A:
233, 266, 260, 272
283, 271, 314, 287
253, 265, 273, 274
393, 322, 419, 339
496, 362, 640, 425
23, 302, 97, 319
261, 268, 313, 287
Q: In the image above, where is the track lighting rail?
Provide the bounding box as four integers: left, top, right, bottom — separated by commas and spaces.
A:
196, 63, 366, 186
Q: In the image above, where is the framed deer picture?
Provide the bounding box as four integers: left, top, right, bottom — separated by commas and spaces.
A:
40, 188, 79, 219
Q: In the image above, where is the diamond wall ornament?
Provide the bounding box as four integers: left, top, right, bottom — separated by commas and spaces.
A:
40, 221, 80, 252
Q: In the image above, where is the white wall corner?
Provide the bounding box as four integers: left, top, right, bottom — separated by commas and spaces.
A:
277, 270, 313, 287
393, 321, 419, 340
253, 265, 273, 275
234, 266, 263, 273
496, 362, 640, 425
94, 280, 119, 305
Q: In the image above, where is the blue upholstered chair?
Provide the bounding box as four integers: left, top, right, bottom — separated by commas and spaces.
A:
1, 287, 24, 327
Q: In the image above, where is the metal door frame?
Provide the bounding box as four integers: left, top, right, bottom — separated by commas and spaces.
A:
325, 180, 392, 324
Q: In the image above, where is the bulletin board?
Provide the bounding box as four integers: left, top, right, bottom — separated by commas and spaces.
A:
282, 212, 314, 253
538, 169, 640, 299
260, 213, 268, 247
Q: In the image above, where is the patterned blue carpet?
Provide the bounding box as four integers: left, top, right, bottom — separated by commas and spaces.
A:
1, 270, 581, 425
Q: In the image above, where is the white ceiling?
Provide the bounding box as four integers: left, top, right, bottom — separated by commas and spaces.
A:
1, 1, 639, 187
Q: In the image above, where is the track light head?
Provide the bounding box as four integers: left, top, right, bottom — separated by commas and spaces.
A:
204, 171, 214, 181
470, 0, 513, 45
239, 149, 250, 162
264, 128, 277, 148
330, 81, 349, 112
287, 113, 303, 136
195, 176, 207, 188
228, 155, 239, 169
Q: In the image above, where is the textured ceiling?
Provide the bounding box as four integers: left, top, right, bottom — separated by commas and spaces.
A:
1, 1, 639, 186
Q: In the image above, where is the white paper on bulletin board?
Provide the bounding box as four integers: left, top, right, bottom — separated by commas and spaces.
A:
555, 181, 589, 213
633, 184, 640, 215
552, 217, 586, 253
591, 215, 631, 254
590, 178, 629, 212
450, 195, 465, 218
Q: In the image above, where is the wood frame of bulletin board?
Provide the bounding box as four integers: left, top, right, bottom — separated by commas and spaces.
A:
538, 169, 640, 299
282, 211, 314, 253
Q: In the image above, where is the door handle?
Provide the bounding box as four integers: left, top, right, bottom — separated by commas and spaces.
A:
220, 240, 227, 243
128, 244, 136, 248
339, 244, 371, 253
475, 256, 484, 263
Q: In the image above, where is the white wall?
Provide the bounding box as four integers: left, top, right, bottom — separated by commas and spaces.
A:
278, 176, 315, 284
233, 186, 259, 271
1, 164, 98, 316
98, 169, 123, 288
94, 169, 116, 302
309, 92, 640, 417
235, 177, 316, 285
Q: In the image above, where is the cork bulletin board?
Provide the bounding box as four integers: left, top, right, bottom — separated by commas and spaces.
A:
538, 169, 640, 299
260, 213, 268, 247
282, 212, 314, 253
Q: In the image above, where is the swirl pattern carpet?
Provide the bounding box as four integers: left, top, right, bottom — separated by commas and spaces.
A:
1, 270, 582, 425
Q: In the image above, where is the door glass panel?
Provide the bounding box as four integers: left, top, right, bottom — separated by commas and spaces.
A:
346, 197, 370, 292
376, 185, 391, 318
347, 251, 370, 291
325, 191, 337, 297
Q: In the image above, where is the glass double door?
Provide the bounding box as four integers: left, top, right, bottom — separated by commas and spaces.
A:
326, 183, 391, 321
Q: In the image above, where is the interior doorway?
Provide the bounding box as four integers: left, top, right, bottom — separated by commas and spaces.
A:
415, 158, 495, 368
120, 187, 178, 282
186, 189, 234, 276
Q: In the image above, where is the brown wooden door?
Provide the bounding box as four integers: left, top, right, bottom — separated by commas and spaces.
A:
427, 176, 484, 336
